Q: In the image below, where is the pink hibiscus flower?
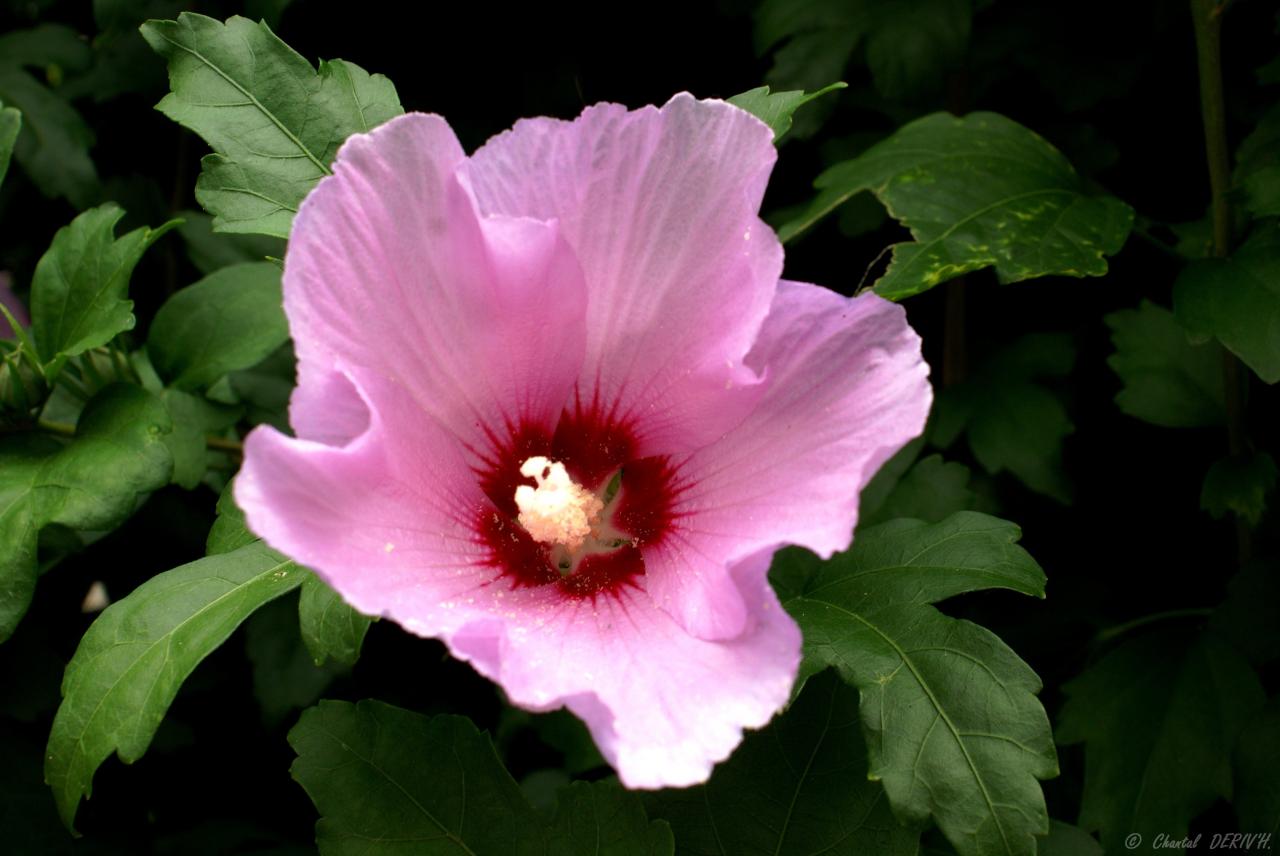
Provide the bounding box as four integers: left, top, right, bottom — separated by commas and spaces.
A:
237, 94, 931, 787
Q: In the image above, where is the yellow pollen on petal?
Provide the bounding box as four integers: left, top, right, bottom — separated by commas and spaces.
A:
514, 456, 604, 551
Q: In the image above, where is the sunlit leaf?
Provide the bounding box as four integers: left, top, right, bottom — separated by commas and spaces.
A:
0, 385, 171, 642
289, 699, 673, 855
1057, 629, 1266, 855
1105, 300, 1225, 428
727, 82, 845, 142
780, 112, 1133, 300
1174, 223, 1280, 384
44, 539, 305, 831
147, 261, 288, 390
644, 670, 919, 855
30, 205, 176, 378
141, 13, 402, 238
773, 512, 1055, 856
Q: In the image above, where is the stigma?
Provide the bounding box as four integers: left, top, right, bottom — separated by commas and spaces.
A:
514, 456, 604, 551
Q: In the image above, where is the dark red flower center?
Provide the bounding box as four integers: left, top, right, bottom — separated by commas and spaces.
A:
471, 399, 678, 599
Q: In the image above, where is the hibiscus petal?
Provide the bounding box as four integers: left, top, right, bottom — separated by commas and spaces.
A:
237, 369, 497, 621
643, 282, 932, 637
456, 548, 800, 788
284, 112, 587, 458
465, 94, 782, 453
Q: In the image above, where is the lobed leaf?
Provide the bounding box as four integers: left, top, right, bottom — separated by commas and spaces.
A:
1104, 300, 1225, 428
1235, 104, 1280, 221
779, 112, 1133, 299
0, 385, 172, 642
1174, 223, 1280, 384
727, 82, 846, 142
30, 205, 176, 378
289, 699, 673, 855
755, 0, 970, 112
141, 13, 402, 238
861, 454, 976, 529
643, 670, 919, 856
773, 512, 1055, 856
931, 333, 1075, 502
1200, 452, 1277, 526
1057, 629, 1266, 854
44, 539, 305, 831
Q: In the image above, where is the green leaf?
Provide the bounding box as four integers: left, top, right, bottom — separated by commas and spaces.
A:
148, 261, 288, 390
1104, 300, 1226, 428
225, 342, 295, 430
919, 821, 1102, 856
0, 24, 93, 70
209, 486, 370, 670
1235, 104, 1280, 220
246, 594, 341, 725
727, 82, 846, 142
141, 13, 403, 238
774, 512, 1047, 609
30, 205, 177, 378
0, 100, 19, 189
298, 574, 371, 668
62, 0, 185, 103
931, 333, 1075, 502
176, 210, 285, 275
1039, 821, 1104, 856
0, 384, 171, 642
1174, 223, 1280, 384
548, 782, 675, 856
779, 112, 1133, 299
1201, 452, 1277, 526
774, 512, 1055, 856
288, 699, 673, 855
1234, 699, 1280, 837
856, 436, 925, 524
861, 454, 975, 529
44, 539, 305, 831
159, 388, 240, 489
756, 0, 970, 103
644, 670, 919, 856
207, 479, 256, 555
1056, 630, 1266, 854
1211, 560, 1280, 667
0, 26, 99, 206
861, 0, 971, 100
